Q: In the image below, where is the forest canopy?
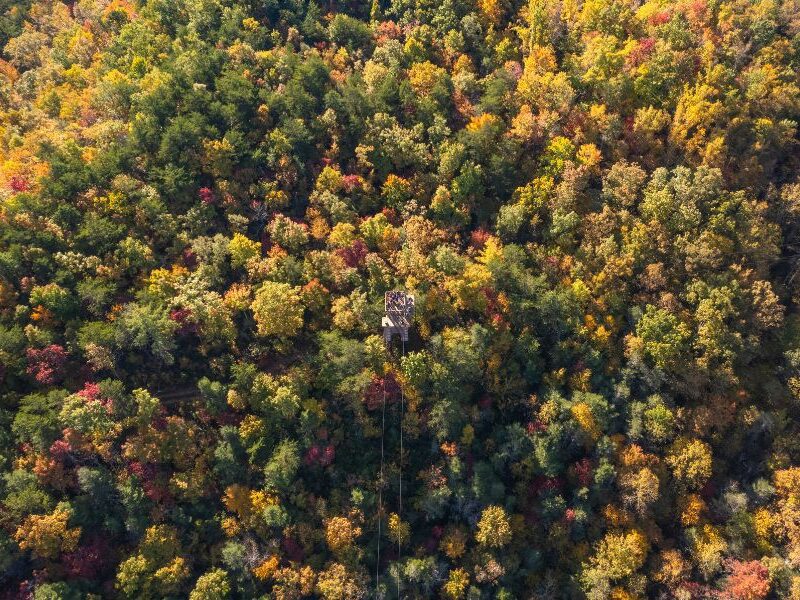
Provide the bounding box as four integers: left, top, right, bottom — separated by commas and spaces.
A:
1, 0, 800, 598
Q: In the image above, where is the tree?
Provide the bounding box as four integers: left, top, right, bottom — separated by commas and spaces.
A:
632, 305, 691, 372
263, 439, 300, 493
722, 560, 770, 600
229, 233, 259, 268
33, 582, 83, 600
443, 567, 470, 599
190, 569, 231, 600
328, 14, 373, 50
251, 281, 304, 339
620, 467, 659, 516
12, 390, 67, 452
667, 438, 713, 490
325, 516, 361, 554
688, 524, 727, 580
26, 345, 68, 386
14, 506, 81, 560
115, 303, 177, 364
315, 563, 366, 600
1, 0, 799, 596
582, 530, 648, 594
269, 214, 309, 253
116, 525, 188, 598
475, 505, 512, 548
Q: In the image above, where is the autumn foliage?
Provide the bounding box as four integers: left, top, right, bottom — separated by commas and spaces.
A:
0, 0, 800, 597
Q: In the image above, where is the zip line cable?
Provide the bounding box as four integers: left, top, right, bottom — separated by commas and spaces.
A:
375, 336, 407, 599
376, 373, 387, 594
397, 337, 405, 600
378, 289, 413, 599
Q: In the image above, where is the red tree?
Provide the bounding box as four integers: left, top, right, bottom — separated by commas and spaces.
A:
26, 345, 67, 385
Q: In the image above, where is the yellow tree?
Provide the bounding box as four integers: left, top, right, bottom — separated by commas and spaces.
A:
189, 569, 230, 600
475, 505, 512, 548
325, 516, 361, 554
666, 437, 713, 490
14, 506, 81, 560
229, 233, 261, 269
581, 529, 649, 597
251, 281, 304, 338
